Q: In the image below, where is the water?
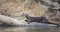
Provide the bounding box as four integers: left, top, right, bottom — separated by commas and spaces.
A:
0, 27, 60, 32
0, 23, 60, 32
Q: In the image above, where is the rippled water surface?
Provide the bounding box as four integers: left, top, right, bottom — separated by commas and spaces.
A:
0, 27, 60, 32
0, 23, 60, 32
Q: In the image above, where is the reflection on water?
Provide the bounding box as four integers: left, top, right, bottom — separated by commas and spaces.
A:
0, 27, 60, 32
0, 23, 60, 32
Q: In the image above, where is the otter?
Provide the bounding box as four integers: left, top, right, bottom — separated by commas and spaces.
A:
21, 13, 48, 23
21, 13, 60, 27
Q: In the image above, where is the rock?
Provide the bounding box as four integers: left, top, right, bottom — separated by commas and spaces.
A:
0, 0, 45, 20
39, 0, 60, 24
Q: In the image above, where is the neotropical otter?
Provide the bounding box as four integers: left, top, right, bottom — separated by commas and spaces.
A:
21, 13, 48, 23
21, 13, 60, 27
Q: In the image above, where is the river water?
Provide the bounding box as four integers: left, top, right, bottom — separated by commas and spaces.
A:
0, 27, 60, 32
0, 23, 60, 32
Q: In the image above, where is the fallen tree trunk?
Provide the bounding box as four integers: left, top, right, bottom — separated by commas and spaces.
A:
0, 15, 22, 25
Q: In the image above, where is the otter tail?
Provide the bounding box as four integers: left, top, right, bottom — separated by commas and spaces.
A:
43, 22, 60, 28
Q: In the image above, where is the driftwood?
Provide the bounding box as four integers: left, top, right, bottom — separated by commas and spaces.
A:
0, 15, 21, 25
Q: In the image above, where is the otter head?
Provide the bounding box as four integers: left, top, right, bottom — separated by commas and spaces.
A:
20, 13, 29, 18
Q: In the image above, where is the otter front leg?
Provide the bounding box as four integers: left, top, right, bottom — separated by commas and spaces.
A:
25, 20, 32, 24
